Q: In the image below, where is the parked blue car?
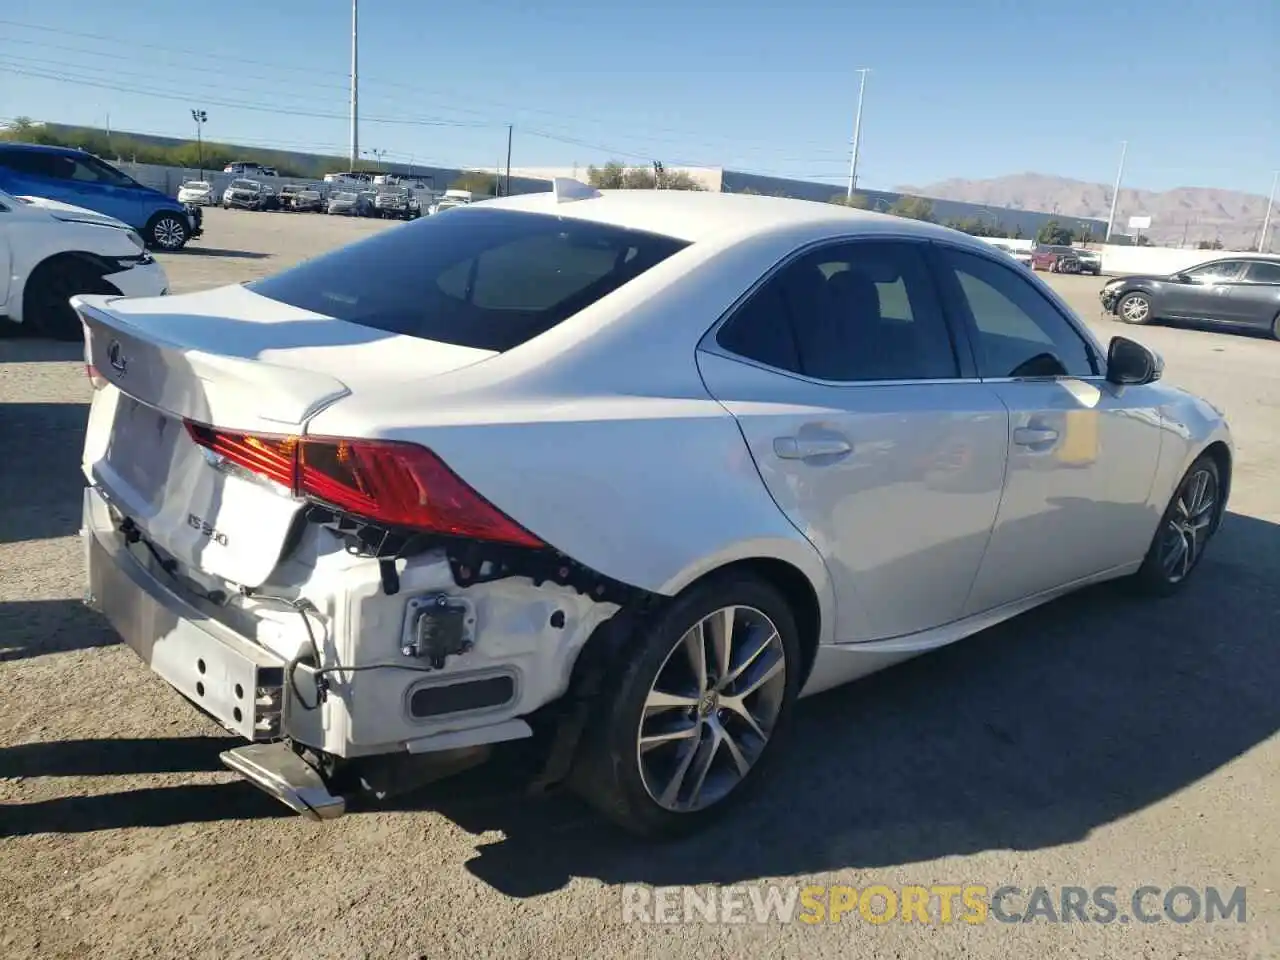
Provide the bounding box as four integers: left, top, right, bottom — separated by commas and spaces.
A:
0, 142, 202, 251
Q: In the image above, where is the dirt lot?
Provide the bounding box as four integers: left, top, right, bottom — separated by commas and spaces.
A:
2, 208, 1278, 960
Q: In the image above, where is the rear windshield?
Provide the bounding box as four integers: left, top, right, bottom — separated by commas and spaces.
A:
247, 208, 691, 352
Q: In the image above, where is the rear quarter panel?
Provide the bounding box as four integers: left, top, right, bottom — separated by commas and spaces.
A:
306, 395, 838, 643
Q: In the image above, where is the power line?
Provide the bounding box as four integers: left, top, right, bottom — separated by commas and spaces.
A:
0, 64, 495, 130
0, 17, 851, 155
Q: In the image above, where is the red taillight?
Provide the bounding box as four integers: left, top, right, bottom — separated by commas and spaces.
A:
183, 423, 544, 549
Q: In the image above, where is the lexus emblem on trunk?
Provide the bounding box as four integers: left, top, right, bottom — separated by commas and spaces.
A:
106, 340, 127, 374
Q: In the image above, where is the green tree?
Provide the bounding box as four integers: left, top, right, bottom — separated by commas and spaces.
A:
887, 195, 935, 222
1035, 219, 1074, 245
586, 161, 627, 189
586, 161, 702, 191
830, 192, 870, 209
449, 172, 497, 196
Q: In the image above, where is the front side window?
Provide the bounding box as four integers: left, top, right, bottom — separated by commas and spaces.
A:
716, 240, 960, 382
248, 208, 690, 352
938, 247, 1098, 379
1184, 260, 1246, 283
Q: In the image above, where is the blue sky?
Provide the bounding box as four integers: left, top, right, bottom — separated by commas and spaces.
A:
1, 1, 1276, 194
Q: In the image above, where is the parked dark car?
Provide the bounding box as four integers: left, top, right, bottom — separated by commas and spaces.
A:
1101, 256, 1280, 338
0, 142, 202, 250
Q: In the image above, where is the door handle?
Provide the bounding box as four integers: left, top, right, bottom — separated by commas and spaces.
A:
1013, 426, 1059, 446
774, 436, 852, 460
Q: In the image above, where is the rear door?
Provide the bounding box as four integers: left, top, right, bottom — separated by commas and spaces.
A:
1232, 260, 1280, 330
697, 238, 1009, 643
929, 244, 1164, 615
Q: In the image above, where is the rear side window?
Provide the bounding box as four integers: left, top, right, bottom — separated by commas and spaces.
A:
0, 149, 59, 178
248, 208, 689, 352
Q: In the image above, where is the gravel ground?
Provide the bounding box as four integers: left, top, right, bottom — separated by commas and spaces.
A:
1, 209, 1277, 960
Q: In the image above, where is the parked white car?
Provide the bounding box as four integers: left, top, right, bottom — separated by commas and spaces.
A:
0, 188, 168, 339
177, 180, 217, 206
76, 184, 1231, 838
989, 241, 1034, 268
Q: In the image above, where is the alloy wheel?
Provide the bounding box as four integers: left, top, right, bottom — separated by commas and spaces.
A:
152, 216, 187, 250
1159, 466, 1217, 583
636, 605, 787, 813
1120, 294, 1150, 323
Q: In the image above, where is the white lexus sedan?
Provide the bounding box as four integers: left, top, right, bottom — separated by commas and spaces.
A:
75, 183, 1231, 838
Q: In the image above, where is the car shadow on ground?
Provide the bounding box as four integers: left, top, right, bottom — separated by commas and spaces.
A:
0, 402, 89, 544
0, 337, 82, 361
0, 598, 119, 662
3, 513, 1276, 890
167, 247, 271, 260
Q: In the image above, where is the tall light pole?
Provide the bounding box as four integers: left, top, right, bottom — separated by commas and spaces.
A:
190, 109, 207, 178
1104, 140, 1128, 243
846, 67, 870, 202
504, 124, 513, 197
349, 0, 359, 168
1258, 170, 1278, 253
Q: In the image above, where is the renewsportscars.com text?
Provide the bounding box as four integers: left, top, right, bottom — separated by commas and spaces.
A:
621, 883, 1248, 925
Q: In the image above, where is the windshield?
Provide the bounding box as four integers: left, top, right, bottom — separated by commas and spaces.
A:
230, 179, 259, 190
182, 181, 210, 189
332, 192, 358, 201
379, 186, 408, 196
247, 208, 690, 352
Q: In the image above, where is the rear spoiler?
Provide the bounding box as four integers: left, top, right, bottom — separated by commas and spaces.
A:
75, 296, 351, 432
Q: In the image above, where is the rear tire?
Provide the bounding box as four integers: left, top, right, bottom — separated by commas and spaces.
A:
1130, 454, 1222, 597
22, 258, 114, 341
1271, 312, 1280, 340
568, 572, 802, 839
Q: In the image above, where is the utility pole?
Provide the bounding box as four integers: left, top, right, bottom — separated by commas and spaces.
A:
1258, 170, 1278, 253
349, 0, 359, 168
190, 109, 207, 178
504, 124, 513, 197
1105, 140, 1128, 243
846, 67, 870, 202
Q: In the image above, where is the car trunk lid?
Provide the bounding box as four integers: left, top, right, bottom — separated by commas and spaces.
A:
77, 285, 496, 587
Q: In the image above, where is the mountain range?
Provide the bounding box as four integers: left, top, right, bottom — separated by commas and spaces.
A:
897, 173, 1276, 251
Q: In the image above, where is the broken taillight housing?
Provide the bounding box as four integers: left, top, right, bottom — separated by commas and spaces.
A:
183, 423, 544, 549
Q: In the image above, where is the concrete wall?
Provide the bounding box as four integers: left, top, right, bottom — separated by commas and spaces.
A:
1090, 245, 1270, 277
720, 170, 1107, 241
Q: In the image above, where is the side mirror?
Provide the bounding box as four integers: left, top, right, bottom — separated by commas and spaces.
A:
1106, 336, 1163, 385
1171, 272, 1191, 283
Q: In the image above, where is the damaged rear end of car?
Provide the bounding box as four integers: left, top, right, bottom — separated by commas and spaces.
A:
77, 205, 695, 818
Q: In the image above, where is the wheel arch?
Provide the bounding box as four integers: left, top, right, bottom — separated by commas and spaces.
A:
1199, 439, 1232, 528
18, 251, 121, 324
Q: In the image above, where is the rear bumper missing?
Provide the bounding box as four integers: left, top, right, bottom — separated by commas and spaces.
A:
82, 487, 286, 740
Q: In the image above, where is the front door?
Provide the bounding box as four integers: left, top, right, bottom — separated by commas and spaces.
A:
697, 237, 1010, 642
930, 244, 1165, 615
1162, 259, 1247, 321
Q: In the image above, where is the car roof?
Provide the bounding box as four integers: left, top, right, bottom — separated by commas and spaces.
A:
0, 141, 83, 155
477, 187, 977, 247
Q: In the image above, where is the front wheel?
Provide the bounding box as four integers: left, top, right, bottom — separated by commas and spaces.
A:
569, 572, 802, 838
1131, 454, 1222, 597
147, 212, 190, 251
23, 258, 114, 340
1117, 291, 1152, 325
